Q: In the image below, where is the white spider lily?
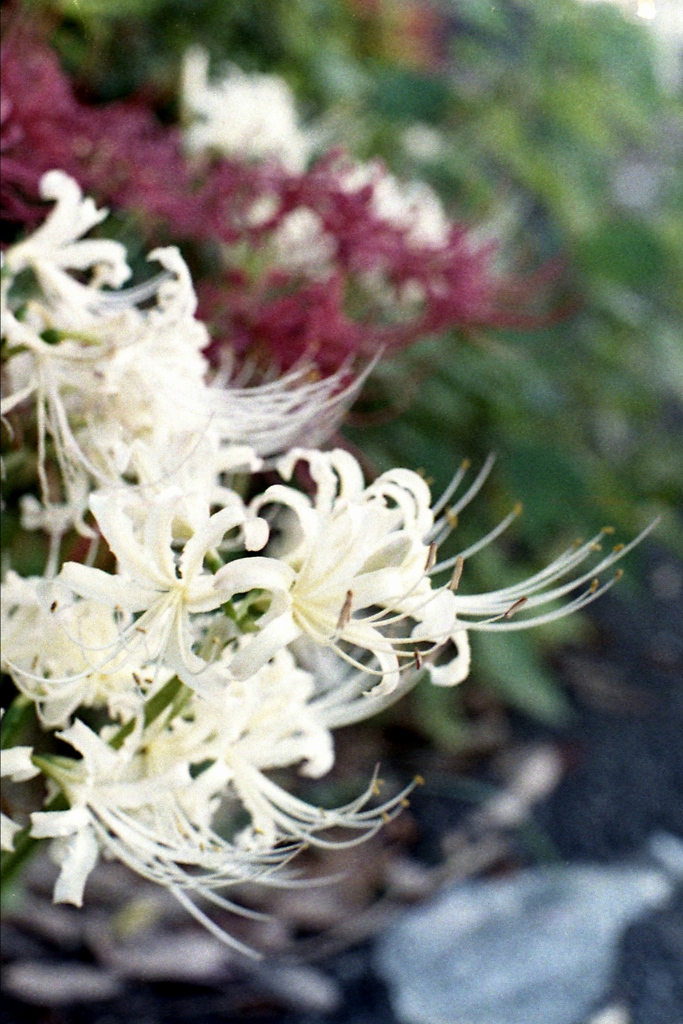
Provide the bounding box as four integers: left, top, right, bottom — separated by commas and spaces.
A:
1, 571, 143, 728
1, 175, 209, 527
2, 172, 366, 540
29, 718, 285, 936
342, 161, 451, 248
182, 47, 311, 171
4, 170, 131, 296
27, 668, 412, 953
58, 487, 269, 677
137, 649, 363, 854
215, 449, 654, 696
215, 448, 470, 694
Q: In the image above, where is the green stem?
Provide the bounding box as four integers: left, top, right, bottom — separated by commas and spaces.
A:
0, 793, 68, 900
1, 694, 35, 749
108, 675, 189, 750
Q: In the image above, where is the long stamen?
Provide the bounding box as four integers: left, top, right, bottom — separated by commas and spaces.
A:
456, 521, 656, 618
449, 555, 464, 590
336, 589, 354, 631
470, 573, 622, 631
430, 459, 470, 518
427, 453, 496, 544
432, 503, 522, 574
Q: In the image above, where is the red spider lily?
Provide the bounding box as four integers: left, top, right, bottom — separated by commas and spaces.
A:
2, 32, 555, 373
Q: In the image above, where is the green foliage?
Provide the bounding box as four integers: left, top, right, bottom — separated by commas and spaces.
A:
470, 631, 572, 726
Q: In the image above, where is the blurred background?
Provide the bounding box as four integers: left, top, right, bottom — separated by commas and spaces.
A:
2, 1, 682, 1022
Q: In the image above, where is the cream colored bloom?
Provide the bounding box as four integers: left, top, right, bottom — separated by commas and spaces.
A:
27, 660, 410, 951
59, 487, 269, 678
1, 173, 362, 541
1, 571, 143, 728
182, 47, 311, 171
216, 449, 652, 697
215, 448, 470, 693
342, 161, 451, 248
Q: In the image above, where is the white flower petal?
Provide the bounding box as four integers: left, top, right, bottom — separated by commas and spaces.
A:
229, 613, 301, 680
1, 746, 40, 782
1, 813, 23, 852
427, 630, 471, 687
31, 806, 92, 839
52, 824, 100, 907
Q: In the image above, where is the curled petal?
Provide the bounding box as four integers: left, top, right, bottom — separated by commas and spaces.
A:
426, 630, 471, 687
52, 824, 100, 907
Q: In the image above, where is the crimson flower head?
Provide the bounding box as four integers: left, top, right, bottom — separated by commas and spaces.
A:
2, 32, 551, 374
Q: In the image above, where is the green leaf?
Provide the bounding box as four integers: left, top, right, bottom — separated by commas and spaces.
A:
473, 631, 572, 727
371, 68, 449, 124
578, 218, 668, 291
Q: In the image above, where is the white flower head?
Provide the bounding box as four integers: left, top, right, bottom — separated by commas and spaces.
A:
1, 571, 148, 728
27, 685, 411, 952
58, 486, 270, 679
1, 179, 213, 531
214, 448, 469, 694
215, 449, 654, 698
182, 47, 311, 172
2, 172, 368, 546
4, 170, 131, 296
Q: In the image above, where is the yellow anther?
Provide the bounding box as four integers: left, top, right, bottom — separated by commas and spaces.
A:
414, 774, 425, 786
381, 811, 391, 824
612, 543, 625, 553
589, 578, 599, 594
614, 568, 624, 580
513, 501, 523, 517
590, 543, 603, 552
372, 779, 384, 796
602, 526, 615, 535
400, 798, 411, 808
461, 458, 471, 471
446, 508, 459, 529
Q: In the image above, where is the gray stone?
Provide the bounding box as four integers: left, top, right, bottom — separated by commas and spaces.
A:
3, 962, 123, 1005
97, 931, 233, 983
375, 865, 672, 1024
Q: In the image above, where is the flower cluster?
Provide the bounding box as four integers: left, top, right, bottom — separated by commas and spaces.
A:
0, 172, 646, 951
1, 33, 547, 376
